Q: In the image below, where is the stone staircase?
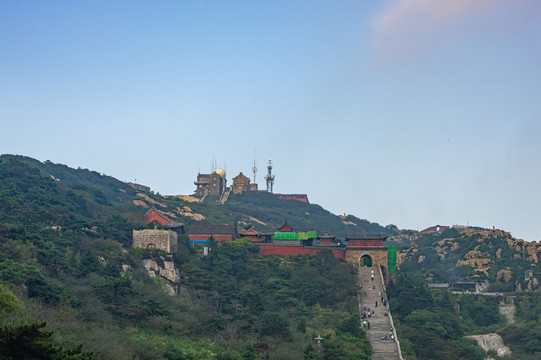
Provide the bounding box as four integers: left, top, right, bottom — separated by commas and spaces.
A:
219, 188, 231, 204
357, 266, 402, 360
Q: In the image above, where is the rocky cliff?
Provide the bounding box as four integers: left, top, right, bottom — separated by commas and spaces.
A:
393, 227, 540, 292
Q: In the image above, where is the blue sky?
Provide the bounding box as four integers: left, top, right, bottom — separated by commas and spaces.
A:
1, 0, 540, 241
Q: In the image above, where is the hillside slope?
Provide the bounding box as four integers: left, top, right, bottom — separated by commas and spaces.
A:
1, 154, 393, 238
0, 155, 372, 359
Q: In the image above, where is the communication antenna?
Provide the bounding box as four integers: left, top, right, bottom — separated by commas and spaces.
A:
252, 147, 257, 184
264, 160, 275, 193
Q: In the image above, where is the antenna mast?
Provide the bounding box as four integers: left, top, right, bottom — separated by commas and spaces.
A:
264, 160, 275, 193
252, 147, 257, 184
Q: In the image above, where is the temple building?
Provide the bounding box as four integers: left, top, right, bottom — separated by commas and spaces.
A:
186, 224, 239, 245
344, 234, 389, 269
194, 169, 227, 197
239, 226, 262, 242
231, 172, 258, 194
132, 229, 178, 253
145, 207, 170, 224
144, 207, 185, 234
316, 231, 336, 244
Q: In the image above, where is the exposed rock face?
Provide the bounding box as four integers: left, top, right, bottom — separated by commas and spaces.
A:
496, 268, 513, 283
434, 238, 457, 262
464, 247, 490, 260
176, 206, 205, 221
418, 255, 426, 263
457, 246, 492, 275
527, 277, 539, 290
141, 258, 180, 295
467, 334, 511, 357
496, 248, 502, 259
526, 242, 539, 263
397, 242, 418, 265
174, 195, 201, 203
137, 193, 167, 207
133, 200, 149, 208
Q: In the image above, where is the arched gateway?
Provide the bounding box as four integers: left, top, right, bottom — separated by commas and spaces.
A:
344, 235, 389, 278
360, 254, 372, 267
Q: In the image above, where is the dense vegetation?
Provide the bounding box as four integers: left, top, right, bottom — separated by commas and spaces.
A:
226, 192, 395, 238
0, 157, 370, 359
387, 273, 541, 360
387, 275, 493, 360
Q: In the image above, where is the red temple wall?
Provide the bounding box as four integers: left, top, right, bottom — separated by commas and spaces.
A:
348, 240, 384, 247
254, 245, 345, 259
277, 194, 309, 203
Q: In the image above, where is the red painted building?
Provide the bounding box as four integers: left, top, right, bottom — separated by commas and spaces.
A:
420, 225, 449, 234
145, 208, 171, 224
345, 234, 387, 248
276, 194, 309, 203
187, 224, 238, 245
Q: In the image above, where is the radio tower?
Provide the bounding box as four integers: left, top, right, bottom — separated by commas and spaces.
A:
252, 147, 257, 184
264, 160, 275, 193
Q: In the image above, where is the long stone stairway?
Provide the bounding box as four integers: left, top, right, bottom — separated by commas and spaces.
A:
357, 266, 402, 360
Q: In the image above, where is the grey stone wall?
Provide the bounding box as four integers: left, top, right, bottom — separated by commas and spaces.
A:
132, 229, 178, 253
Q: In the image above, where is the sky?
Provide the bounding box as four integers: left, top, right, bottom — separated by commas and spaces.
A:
1, 0, 541, 241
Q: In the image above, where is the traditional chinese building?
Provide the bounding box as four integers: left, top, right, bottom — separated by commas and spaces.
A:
132, 229, 178, 253
316, 231, 336, 244
186, 224, 239, 245
420, 225, 449, 234
344, 234, 389, 270
231, 172, 256, 194
239, 226, 262, 241
145, 207, 170, 224
144, 207, 184, 234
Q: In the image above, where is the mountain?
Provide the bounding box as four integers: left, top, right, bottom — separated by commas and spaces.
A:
0, 154, 394, 239
1, 154, 540, 360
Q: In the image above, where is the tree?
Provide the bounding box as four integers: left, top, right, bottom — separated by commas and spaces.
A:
0, 285, 22, 313
0, 322, 95, 360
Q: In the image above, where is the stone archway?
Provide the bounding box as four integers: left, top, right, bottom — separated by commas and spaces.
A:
146, 243, 156, 249
360, 254, 372, 267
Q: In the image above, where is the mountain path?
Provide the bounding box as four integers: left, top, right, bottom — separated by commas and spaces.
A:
357, 266, 402, 360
